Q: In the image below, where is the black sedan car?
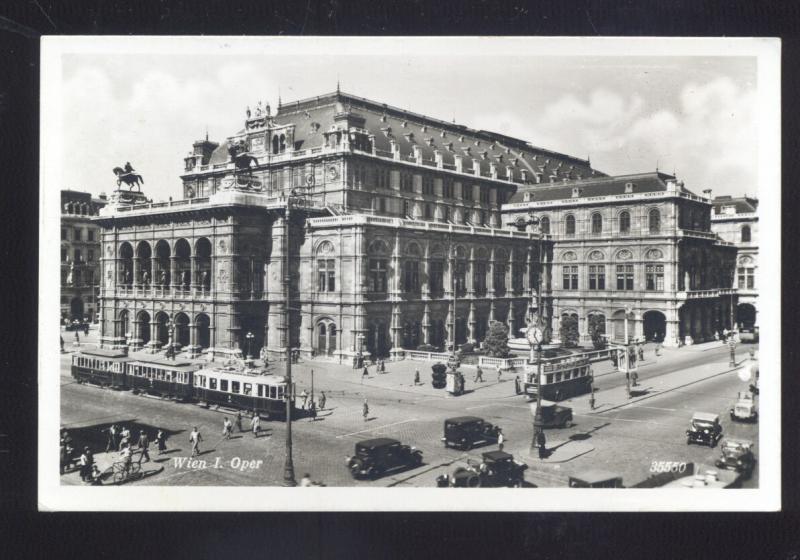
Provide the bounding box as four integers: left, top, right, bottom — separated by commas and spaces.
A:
436, 451, 528, 488
442, 416, 500, 450
686, 412, 723, 448
346, 438, 423, 480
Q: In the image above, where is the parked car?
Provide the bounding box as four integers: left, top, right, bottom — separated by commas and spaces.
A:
436, 451, 528, 488
715, 439, 756, 479
529, 400, 574, 429
442, 416, 500, 450
686, 412, 723, 447
568, 469, 624, 488
346, 437, 423, 479
730, 391, 758, 422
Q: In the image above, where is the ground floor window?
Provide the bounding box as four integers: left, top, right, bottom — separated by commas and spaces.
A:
737, 267, 755, 289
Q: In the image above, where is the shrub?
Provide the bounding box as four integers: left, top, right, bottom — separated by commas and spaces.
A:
559, 315, 580, 348
482, 321, 511, 358
587, 315, 607, 350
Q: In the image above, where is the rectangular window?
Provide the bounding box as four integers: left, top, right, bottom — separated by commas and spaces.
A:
318, 259, 335, 292
442, 207, 451, 223
243, 383, 252, 396
257, 384, 264, 397
430, 261, 444, 295
616, 264, 634, 290
74, 228, 82, 241
74, 249, 82, 262
738, 268, 755, 290
493, 264, 506, 294
88, 249, 94, 262
369, 259, 388, 293
401, 173, 413, 192
424, 204, 433, 219
61, 248, 67, 262
422, 176, 434, 196
455, 262, 467, 295
403, 199, 412, 218
463, 185, 473, 202
512, 263, 524, 293
220, 379, 229, 392
209, 378, 217, 390
377, 198, 386, 213
562, 265, 579, 290
589, 265, 605, 290
443, 178, 454, 198
88, 229, 95, 241
231, 381, 240, 394
646, 264, 664, 291
61, 229, 67, 240
377, 168, 390, 189
480, 188, 490, 204
404, 261, 420, 294
473, 262, 487, 296
86, 270, 94, 286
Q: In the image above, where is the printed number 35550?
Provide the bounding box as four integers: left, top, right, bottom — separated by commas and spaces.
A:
650, 461, 687, 473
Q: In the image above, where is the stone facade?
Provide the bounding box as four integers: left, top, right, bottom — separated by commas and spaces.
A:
711, 195, 758, 331
61, 190, 107, 322
503, 173, 739, 347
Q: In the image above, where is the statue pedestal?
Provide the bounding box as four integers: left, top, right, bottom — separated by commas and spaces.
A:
110, 189, 148, 204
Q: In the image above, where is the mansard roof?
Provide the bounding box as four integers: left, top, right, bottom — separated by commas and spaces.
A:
712, 195, 759, 214
202, 90, 603, 183
507, 171, 683, 204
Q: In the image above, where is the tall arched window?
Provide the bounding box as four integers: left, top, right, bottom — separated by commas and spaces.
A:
565, 214, 576, 236
591, 213, 603, 235
619, 211, 631, 234
741, 225, 752, 243
540, 216, 550, 234
648, 209, 661, 233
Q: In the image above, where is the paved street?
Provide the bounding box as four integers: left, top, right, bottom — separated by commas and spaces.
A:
59, 326, 759, 488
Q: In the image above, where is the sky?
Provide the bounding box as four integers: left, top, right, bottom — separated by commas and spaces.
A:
58, 46, 758, 202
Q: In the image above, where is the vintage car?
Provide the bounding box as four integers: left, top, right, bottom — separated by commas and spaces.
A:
431, 363, 447, 389
436, 451, 528, 488
529, 400, 574, 429
730, 391, 758, 422
442, 416, 500, 450
345, 437, 423, 479
686, 412, 723, 447
715, 439, 756, 479
568, 469, 624, 488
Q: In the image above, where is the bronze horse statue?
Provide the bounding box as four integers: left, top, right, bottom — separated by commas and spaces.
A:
113, 167, 144, 191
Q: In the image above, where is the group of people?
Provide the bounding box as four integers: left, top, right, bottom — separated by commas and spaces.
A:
221, 410, 269, 441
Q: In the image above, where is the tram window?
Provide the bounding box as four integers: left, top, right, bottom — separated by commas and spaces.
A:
277, 387, 284, 400
231, 381, 240, 394
555, 373, 562, 382
244, 383, 252, 396
546, 374, 554, 384
257, 385, 264, 397
270, 386, 276, 399
220, 380, 229, 392
209, 378, 217, 390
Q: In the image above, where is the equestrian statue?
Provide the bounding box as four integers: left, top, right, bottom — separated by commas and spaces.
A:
112, 162, 144, 191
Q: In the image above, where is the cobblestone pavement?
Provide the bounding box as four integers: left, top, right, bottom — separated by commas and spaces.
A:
59, 332, 759, 488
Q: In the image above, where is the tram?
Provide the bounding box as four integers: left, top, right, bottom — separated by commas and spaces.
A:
126, 357, 198, 401
71, 348, 131, 389
193, 364, 296, 419
523, 356, 593, 401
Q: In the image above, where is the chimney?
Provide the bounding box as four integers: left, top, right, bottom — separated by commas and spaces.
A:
454, 154, 463, 173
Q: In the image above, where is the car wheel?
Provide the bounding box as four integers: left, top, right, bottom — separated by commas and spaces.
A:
511, 479, 523, 488
467, 476, 480, 488
686, 438, 692, 445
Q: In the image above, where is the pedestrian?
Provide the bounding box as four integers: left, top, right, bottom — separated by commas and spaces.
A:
637, 345, 644, 362
60, 335, 64, 353
105, 424, 116, 453
496, 365, 502, 382
318, 391, 327, 411
300, 389, 309, 410
655, 342, 662, 357
120, 443, 133, 478
300, 473, 313, 487
89, 464, 103, 485
189, 427, 202, 457
536, 430, 547, 459
589, 389, 596, 411
155, 429, 167, 455
60, 443, 69, 475
236, 411, 243, 432
119, 426, 131, 451
74, 330, 80, 345
79, 447, 90, 482
474, 365, 484, 383
137, 430, 150, 464
84, 323, 89, 336
379, 359, 385, 373
308, 400, 317, 420
497, 429, 505, 451
361, 365, 369, 383
362, 399, 369, 422
414, 369, 420, 385
514, 375, 521, 395
222, 417, 232, 439
251, 413, 261, 437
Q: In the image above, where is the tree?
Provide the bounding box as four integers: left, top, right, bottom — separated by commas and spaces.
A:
588, 315, 607, 350
483, 321, 510, 358
559, 315, 580, 348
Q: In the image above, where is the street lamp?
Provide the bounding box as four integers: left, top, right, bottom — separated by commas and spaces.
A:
728, 336, 737, 367
513, 212, 545, 455
245, 331, 254, 360
167, 319, 175, 360
283, 198, 297, 487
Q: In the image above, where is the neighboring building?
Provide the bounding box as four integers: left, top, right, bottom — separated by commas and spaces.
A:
711, 195, 759, 331
503, 172, 739, 347
95, 90, 600, 361
61, 190, 107, 322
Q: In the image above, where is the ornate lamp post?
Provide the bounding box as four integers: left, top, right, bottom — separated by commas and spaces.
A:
513, 212, 545, 455
283, 197, 297, 487
728, 336, 737, 367
245, 331, 254, 360
167, 319, 175, 360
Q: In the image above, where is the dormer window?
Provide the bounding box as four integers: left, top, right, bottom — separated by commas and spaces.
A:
572, 187, 582, 198
723, 205, 736, 215
380, 114, 387, 122
459, 135, 465, 142
440, 130, 447, 138
310, 122, 321, 134
403, 132, 415, 143
401, 120, 408, 128
480, 151, 488, 160
426, 137, 435, 147
421, 125, 427, 133
520, 170, 529, 182
625, 182, 635, 193
445, 142, 454, 152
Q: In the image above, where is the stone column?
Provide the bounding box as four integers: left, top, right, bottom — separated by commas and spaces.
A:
468, 302, 476, 344
149, 321, 159, 351
422, 303, 431, 345
188, 324, 199, 357
170, 256, 178, 292
466, 247, 475, 297
191, 255, 198, 294
133, 256, 141, 290
506, 252, 515, 294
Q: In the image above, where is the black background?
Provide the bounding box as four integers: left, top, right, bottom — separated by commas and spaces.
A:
0, 1, 798, 558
